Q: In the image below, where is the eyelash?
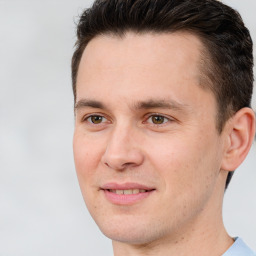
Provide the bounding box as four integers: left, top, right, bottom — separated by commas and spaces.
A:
83, 114, 109, 125
143, 114, 173, 126
82, 113, 174, 126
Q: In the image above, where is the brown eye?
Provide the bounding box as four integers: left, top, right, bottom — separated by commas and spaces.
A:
88, 115, 105, 124
149, 115, 168, 125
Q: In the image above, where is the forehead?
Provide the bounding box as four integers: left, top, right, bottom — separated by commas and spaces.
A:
77, 31, 204, 84
76, 31, 214, 113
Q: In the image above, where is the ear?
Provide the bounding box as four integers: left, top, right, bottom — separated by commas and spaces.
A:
221, 107, 255, 171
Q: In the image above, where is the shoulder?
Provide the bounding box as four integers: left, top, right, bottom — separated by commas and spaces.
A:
223, 238, 256, 256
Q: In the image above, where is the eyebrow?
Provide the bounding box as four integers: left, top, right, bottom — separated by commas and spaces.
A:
75, 99, 107, 110
74, 98, 188, 112
134, 99, 187, 111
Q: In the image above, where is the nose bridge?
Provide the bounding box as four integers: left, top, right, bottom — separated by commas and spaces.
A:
110, 121, 132, 149
101, 120, 143, 170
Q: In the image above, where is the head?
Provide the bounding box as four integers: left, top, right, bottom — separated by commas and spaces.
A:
72, 0, 254, 189
72, 0, 255, 249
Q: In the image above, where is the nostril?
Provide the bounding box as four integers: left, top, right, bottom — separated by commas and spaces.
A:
104, 160, 134, 171
101, 148, 144, 170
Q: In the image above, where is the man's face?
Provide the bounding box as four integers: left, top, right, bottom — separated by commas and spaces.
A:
73, 32, 227, 244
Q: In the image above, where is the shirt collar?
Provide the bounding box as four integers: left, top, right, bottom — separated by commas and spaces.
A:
223, 237, 256, 256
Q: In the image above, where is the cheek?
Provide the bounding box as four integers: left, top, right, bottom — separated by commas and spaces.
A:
155, 136, 221, 220
149, 133, 219, 193
147, 134, 197, 171
73, 133, 104, 211
73, 132, 103, 180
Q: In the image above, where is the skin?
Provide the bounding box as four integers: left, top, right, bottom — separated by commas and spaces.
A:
73, 32, 255, 256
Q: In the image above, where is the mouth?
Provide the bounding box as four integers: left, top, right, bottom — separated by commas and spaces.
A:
101, 183, 156, 205
107, 189, 151, 194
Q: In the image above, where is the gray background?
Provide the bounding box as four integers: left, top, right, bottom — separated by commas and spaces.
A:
0, 0, 255, 255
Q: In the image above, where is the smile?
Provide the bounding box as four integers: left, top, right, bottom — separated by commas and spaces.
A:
108, 189, 148, 194
101, 183, 155, 205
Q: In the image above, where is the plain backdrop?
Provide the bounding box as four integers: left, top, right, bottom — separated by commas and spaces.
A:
0, 0, 255, 255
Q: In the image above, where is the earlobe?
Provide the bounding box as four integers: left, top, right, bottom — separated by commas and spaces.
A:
221, 107, 255, 171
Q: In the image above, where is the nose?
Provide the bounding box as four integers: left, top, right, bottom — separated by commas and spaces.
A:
101, 125, 144, 170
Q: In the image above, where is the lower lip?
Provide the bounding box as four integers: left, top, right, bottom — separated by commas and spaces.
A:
103, 190, 154, 205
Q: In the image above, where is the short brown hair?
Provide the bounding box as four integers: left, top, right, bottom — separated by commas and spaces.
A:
71, 0, 254, 188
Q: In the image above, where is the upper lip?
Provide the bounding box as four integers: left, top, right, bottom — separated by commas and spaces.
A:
101, 182, 155, 191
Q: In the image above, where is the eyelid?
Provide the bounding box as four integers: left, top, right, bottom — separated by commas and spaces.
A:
82, 113, 111, 124
143, 113, 175, 125
80, 112, 175, 126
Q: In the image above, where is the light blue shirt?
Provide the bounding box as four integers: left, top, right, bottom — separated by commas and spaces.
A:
223, 238, 256, 256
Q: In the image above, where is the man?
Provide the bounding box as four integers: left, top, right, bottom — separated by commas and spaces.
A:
72, 0, 255, 255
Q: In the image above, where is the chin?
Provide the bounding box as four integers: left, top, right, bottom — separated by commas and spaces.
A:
102, 229, 154, 245
95, 215, 167, 245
